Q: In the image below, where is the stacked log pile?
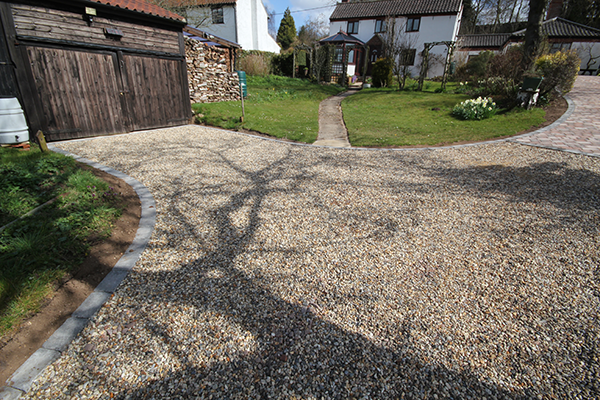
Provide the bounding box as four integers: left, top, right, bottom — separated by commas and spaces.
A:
185, 37, 240, 103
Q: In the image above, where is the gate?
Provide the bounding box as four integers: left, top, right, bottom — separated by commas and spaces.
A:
26, 46, 189, 141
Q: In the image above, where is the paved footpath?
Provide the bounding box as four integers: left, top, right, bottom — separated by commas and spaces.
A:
313, 90, 358, 147
512, 75, 600, 157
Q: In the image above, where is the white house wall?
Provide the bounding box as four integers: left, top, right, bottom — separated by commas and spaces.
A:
330, 12, 462, 77
187, 0, 279, 53
255, 0, 280, 53
188, 5, 237, 43
571, 42, 600, 71
236, 0, 280, 53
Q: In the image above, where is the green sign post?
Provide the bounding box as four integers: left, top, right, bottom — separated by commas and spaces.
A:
236, 70, 247, 122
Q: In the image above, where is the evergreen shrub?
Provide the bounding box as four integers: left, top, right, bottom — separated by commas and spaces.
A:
372, 58, 393, 88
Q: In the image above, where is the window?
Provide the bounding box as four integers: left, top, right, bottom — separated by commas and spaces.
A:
550, 42, 571, 53
374, 19, 386, 33
370, 49, 378, 62
348, 49, 355, 64
406, 17, 420, 32
332, 64, 344, 74
334, 47, 344, 62
347, 21, 359, 34
212, 7, 224, 24
400, 49, 416, 66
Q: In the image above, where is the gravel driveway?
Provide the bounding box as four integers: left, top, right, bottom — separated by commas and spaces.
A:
27, 126, 599, 399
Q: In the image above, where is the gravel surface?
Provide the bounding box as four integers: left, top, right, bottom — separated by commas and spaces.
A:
25, 126, 599, 399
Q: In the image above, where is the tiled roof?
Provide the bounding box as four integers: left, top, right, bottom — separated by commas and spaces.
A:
512, 17, 600, 38
152, 0, 237, 6
330, 0, 462, 21
319, 31, 365, 45
183, 25, 241, 48
92, 0, 186, 22
457, 33, 511, 48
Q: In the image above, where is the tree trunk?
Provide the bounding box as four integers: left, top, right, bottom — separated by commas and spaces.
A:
521, 0, 549, 73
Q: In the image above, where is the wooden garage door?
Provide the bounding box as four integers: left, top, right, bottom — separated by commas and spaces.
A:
27, 47, 127, 141
122, 54, 189, 131
27, 47, 190, 141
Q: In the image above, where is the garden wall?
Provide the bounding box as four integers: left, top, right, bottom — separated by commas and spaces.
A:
185, 37, 240, 103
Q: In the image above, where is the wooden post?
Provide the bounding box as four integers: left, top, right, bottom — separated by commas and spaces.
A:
240, 85, 245, 123
292, 49, 296, 79
418, 44, 430, 91
441, 42, 455, 91
36, 130, 49, 152
342, 44, 349, 87
362, 45, 369, 84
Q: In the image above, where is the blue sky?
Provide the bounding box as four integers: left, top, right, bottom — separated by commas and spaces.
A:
263, 0, 337, 30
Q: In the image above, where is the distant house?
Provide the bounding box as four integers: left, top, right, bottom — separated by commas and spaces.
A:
328, 0, 464, 78
167, 0, 279, 53
512, 18, 600, 73
456, 18, 600, 74
455, 33, 512, 58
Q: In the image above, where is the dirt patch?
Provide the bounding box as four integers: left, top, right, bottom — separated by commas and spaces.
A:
0, 164, 141, 384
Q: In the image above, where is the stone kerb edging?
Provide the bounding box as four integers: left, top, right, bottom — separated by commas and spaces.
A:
0, 146, 156, 400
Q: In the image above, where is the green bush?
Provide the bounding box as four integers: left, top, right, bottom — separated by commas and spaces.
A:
272, 52, 294, 77
462, 51, 495, 81
535, 50, 580, 97
372, 58, 393, 88
452, 97, 497, 120
476, 76, 519, 98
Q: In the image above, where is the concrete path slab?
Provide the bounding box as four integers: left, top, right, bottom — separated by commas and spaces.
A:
512, 75, 600, 157
314, 90, 358, 147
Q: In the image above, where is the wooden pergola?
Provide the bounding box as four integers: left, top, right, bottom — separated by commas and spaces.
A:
318, 31, 368, 86
418, 41, 456, 91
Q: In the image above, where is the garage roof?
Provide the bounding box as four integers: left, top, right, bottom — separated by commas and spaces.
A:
91, 0, 186, 22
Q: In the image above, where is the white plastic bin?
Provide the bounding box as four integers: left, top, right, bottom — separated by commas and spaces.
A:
0, 97, 29, 144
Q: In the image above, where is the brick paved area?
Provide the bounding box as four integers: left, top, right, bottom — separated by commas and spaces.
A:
512, 76, 600, 157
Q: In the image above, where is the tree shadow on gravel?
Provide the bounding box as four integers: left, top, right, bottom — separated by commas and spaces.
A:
424, 160, 600, 213
107, 147, 530, 399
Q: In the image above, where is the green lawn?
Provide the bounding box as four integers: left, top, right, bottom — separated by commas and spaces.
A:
192, 75, 343, 143
343, 83, 547, 147
0, 146, 123, 336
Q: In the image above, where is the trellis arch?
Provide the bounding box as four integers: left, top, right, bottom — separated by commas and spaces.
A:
417, 41, 456, 91
292, 45, 313, 79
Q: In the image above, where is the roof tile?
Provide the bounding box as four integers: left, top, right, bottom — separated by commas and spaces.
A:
513, 18, 600, 38
457, 34, 511, 48
92, 0, 186, 22
330, 0, 462, 21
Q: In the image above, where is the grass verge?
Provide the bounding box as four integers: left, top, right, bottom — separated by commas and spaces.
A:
192, 75, 343, 143
343, 82, 547, 147
0, 146, 123, 337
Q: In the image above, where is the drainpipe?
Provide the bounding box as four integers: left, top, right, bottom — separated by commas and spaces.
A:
233, 5, 238, 45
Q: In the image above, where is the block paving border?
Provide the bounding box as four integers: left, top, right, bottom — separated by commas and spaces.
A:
0, 146, 156, 400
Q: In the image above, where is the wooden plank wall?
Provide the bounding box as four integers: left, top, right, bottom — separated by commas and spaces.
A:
123, 54, 190, 131
0, 18, 20, 97
27, 46, 127, 141
12, 4, 180, 55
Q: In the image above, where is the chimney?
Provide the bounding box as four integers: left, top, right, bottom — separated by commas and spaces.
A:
546, 0, 563, 20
